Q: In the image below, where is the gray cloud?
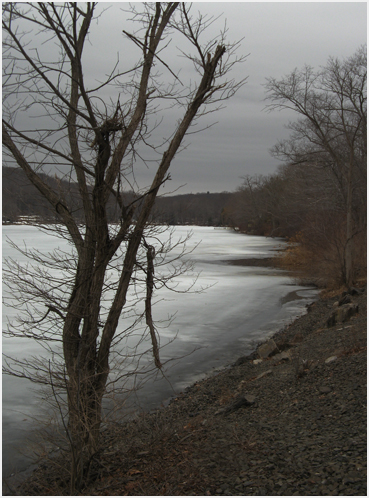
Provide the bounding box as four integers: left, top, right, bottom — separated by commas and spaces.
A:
167, 1, 366, 194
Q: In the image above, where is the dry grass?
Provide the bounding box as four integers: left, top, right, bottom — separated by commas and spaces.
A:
278, 224, 366, 290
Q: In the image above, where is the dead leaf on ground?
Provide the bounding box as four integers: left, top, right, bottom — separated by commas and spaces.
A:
127, 469, 142, 476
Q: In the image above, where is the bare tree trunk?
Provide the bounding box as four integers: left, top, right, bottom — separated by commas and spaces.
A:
345, 158, 354, 287
67, 377, 103, 493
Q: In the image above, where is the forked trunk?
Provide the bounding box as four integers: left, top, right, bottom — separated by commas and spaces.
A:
66, 370, 104, 493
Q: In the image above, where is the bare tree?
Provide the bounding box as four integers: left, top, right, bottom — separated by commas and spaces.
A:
2, 2, 246, 491
265, 46, 367, 287
225, 170, 312, 237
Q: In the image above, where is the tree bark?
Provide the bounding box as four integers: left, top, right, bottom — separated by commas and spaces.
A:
345, 157, 354, 287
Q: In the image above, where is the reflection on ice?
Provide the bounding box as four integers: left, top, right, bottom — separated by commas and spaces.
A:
2, 225, 318, 477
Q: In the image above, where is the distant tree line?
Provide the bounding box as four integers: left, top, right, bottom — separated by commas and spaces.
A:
2, 166, 129, 223
3, 166, 82, 223
2, 166, 232, 226
150, 192, 233, 226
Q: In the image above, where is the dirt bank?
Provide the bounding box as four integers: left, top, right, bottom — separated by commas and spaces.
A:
7, 285, 366, 496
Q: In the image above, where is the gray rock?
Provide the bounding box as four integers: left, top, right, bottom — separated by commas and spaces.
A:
216, 394, 256, 416
233, 355, 253, 366
255, 369, 273, 380
244, 394, 256, 404
325, 355, 338, 364
339, 303, 359, 322
257, 339, 279, 358
326, 304, 359, 327
273, 350, 293, 363
253, 358, 263, 365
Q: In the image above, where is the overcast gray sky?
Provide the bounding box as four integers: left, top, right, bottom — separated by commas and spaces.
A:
5, 2, 367, 195
92, 1, 366, 194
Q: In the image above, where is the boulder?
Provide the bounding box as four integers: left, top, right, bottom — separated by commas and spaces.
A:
233, 353, 256, 366
338, 303, 359, 322
233, 356, 249, 366
257, 339, 279, 358
326, 303, 359, 327
216, 394, 256, 416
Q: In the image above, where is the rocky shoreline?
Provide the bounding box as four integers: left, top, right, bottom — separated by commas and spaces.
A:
7, 284, 366, 496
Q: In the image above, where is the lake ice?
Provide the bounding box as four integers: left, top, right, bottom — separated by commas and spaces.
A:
2, 225, 318, 476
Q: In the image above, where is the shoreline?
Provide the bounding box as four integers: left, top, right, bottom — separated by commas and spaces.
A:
6, 285, 367, 496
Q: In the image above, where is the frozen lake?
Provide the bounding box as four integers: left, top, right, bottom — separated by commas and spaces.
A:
2, 225, 318, 477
